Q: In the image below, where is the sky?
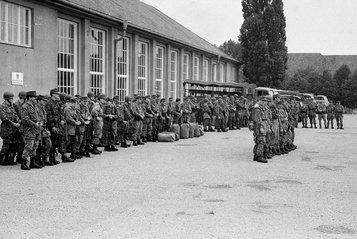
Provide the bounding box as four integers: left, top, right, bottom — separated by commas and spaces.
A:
140, 0, 357, 55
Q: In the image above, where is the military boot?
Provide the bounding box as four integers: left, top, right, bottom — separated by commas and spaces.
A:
91, 145, 102, 154
104, 146, 112, 152
21, 158, 31, 170
110, 145, 118, 151
133, 140, 138, 146
256, 155, 268, 163
121, 142, 128, 148
0, 154, 7, 166
30, 157, 43, 169
137, 139, 144, 145
62, 153, 75, 163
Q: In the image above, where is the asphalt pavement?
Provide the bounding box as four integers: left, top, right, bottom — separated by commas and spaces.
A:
0, 115, 356, 239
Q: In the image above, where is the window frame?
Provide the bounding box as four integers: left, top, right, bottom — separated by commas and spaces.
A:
115, 37, 130, 102
155, 46, 164, 97
193, 56, 199, 81
57, 18, 78, 95
170, 50, 178, 99
183, 53, 189, 80
203, 59, 209, 82
0, 1, 32, 47
89, 27, 106, 95
138, 41, 149, 96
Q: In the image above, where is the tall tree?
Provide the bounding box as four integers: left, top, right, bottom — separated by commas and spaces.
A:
218, 39, 242, 60
239, 0, 288, 88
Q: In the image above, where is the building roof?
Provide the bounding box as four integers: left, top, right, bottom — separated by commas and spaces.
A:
55, 0, 237, 62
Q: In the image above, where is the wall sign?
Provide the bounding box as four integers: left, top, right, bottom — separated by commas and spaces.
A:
11, 72, 24, 86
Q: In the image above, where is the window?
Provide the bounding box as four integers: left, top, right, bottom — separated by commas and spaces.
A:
116, 37, 129, 102
231, 66, 236, 82
183, 54, 189, 80
193, 56, 199, 81
0, 1, 31, 47
90, 28, 105, 95
57, 19, 77, 95
220, 63, 226, 82
155, 46, 164, 97
212, 64, 217, 82
138, 42, 148, 96
203, 59, 209, 82
170, 51, 178, 99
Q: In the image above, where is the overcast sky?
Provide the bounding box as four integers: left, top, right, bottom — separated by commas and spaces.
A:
140, 0, 357, 55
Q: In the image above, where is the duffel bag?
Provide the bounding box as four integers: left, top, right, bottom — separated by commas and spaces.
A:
170, 124, 180, 136
158, 132, 176, 142
194, 124, 201, 137
189, 122, 195, 138
180, 123, 190, 139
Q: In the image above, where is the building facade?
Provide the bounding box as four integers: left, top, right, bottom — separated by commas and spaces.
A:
0, 0, 241, 101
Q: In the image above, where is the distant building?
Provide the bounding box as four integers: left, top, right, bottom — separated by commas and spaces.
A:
0, 0, 242, 101
287, 53, 357, 78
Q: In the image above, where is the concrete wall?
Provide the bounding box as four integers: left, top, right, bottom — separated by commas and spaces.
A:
0, 0, 57, 98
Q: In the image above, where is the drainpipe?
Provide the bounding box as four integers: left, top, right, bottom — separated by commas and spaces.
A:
114, 20, 128, 96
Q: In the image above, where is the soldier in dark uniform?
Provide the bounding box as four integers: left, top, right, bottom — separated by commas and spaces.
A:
64, 95, 82, 160
307, 99, 317, 128
172, 98, 182, 125
36, 95, 53, 166
326, 102, 335, 129
77, 96, 91, 157
45, 89, 72, 164
91, 95, 104, 154
14, 91, 27, 164
0, 92, 20, 165
102, 97, 118, 151
130, 95, 145, 146
118, 96, 132, 147
142, 96, 154, 142
227, 96, 237, 130
249, 96, 268, 163
181, 97, 192, 124
158, 98, 169, 132
335, 101, 344, 129
201, 98, 212, 132
214, 98, 225, 132
300, 101, 308, 128
21, 91, 43, 170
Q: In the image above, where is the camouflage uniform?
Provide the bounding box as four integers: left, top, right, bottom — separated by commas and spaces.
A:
227, 96, 236, 130
326, 103, 335, 129
0, 99, 19, 165
102, 100, 118, 151
335, 103, 344, 129
307, 101, 317, 128
130, 98, 145, 145
91, 102, 104, 153
249, 98, 268, 163
64, 99, 81, 159
36, 97, 52, 166
317, 102, 327, 128
214, 99, 225, 132
300, 103, 308, 128
21, 96, 41, 169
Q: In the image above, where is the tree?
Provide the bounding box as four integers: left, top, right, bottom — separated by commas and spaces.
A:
343, 70, 357, 108
334, 64, 351, 87
218, 39, 242, 60
239, 0, 288, 88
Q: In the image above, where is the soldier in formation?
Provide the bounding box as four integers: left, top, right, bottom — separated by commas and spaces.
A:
248, 94, 297, 163
3, 88, 305, 169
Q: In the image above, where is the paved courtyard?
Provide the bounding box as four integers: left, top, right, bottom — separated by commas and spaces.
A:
0, 115, 356, 239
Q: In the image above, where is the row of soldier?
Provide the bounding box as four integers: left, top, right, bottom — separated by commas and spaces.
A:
300, 99, 344, 129
0, 90, 253, 170
249, 94, 299, 163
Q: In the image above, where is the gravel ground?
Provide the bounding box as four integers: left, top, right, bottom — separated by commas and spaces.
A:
0, 115, 356, 239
